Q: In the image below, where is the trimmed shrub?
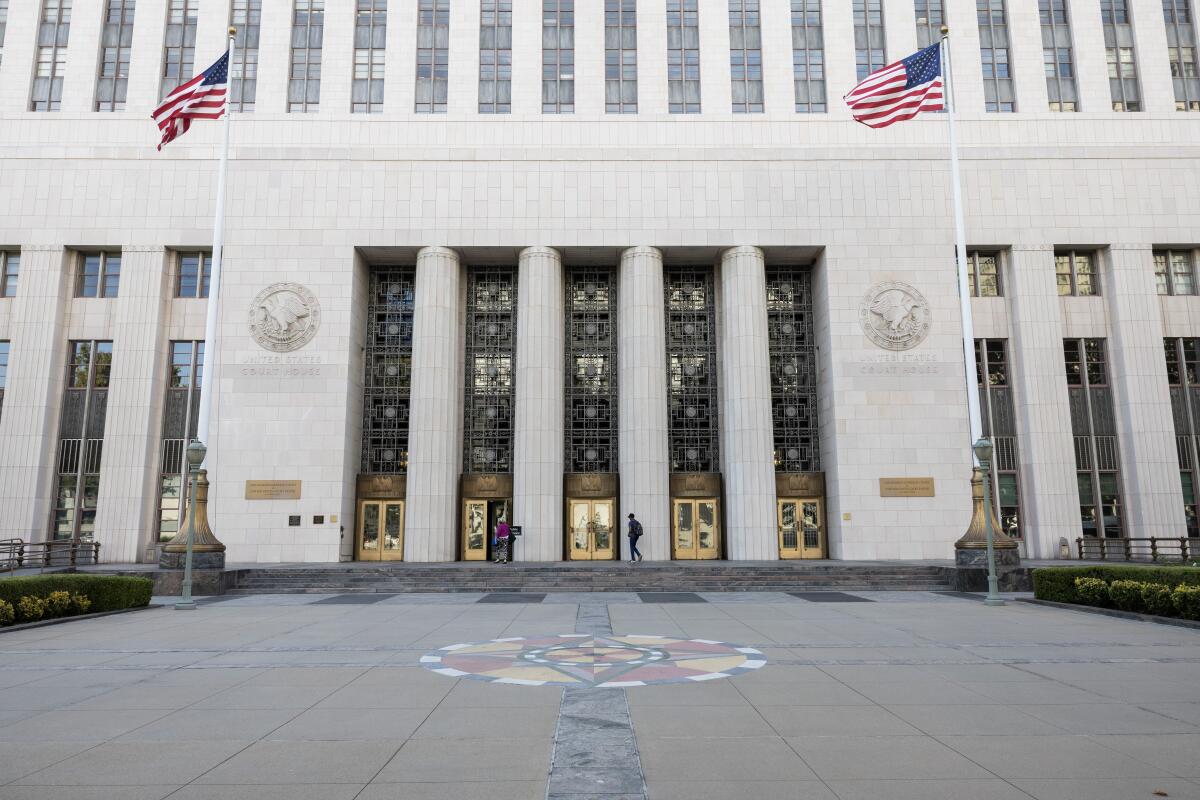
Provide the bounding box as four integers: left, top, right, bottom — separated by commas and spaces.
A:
70, 593, 92, 614
45, 591, 73, 618
1142, 583, 1176, 617
1074, 577, 1109, 606
1108, 580, 1145, 612
0, 575, 152, 615
1175, 585, 1200, 621
16, 596, 47, 622
1034, 565, 1200, 604
0, 600, 13, 626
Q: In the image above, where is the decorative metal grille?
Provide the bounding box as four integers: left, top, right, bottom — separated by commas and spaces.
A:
665, 269, 718, 472
1065, 338, 1123, 538
464, 267, 517, 473
361, 270, 415, 474
565, 269, 618, 473
767, 269, 819, 473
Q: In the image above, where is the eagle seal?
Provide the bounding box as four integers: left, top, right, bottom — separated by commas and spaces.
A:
859, 281, 930, 351
248, 283, 322, 352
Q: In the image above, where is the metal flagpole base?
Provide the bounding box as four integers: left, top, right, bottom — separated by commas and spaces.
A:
174, 601, 197, 610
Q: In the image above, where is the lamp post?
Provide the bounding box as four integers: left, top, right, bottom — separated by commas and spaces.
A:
175, 440, 207, 611
973, 438, 1005, 606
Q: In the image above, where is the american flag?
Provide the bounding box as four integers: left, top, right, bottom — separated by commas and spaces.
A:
844, 43, 945, 128
152, 50, 229, 150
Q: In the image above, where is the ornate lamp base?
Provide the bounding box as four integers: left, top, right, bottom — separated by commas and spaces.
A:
159, 469, 226, 570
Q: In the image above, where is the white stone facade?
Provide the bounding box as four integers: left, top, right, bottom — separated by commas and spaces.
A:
0, 0, 1198, 564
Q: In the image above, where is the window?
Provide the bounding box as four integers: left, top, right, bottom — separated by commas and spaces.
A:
565, 269, 618, 472
55, 341, 113, 542
1056, 250, 1098, 296
1102, 0, 1141, 111
415, 0, 450, 113
161, 0, 198, 100
31, 0, 71, 111
0, 0, 9, 70
1165, 338, 1200, 537
768, 269, 820, 472
792, 0, 825, 112
666, 269, 720, 472
543, 0, 575, 113
463, 267, 516, 472
605, 0, 637, 113
157, 341, 203, 540
1041, 0, 1078, 111
978, 0, 1014, 111
975, 339, 1022, 539
177, 252, 211, 298
0, 340, 8, 423
854, 0, 885, 80
667, 0, 701, 113
362, 271, 414, 473
289, 0, 324, 112
0, 251, 17, 297
1156, 250, 1197, 296
1065, 339, 1123, 539
77, 253, 121, 299
230, 0, 262, 111
728, 0, 763, 112
479, 0, 512, 113
1165, 0, 1200, 110
353, 0, 386, 113
967, 251, 1002, 297
96, 0, 134, 111
914, 0, 943, 47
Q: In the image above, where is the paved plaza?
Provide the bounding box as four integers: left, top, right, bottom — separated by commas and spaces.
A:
0, 591, 1199, 799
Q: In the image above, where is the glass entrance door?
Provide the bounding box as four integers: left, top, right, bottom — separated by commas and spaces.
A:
567, 499, 616, 560
462, 498, 510, 561
778, 498, 825, 559
356, 500, 405, 561
672, 498, 720, 559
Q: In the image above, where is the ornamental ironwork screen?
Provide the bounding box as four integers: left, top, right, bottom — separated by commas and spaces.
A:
361, 269, 415, 473
767, 268, 820, 473
463, 267, 516, 473
665, 268, 719, 472
565, 268, 618, 472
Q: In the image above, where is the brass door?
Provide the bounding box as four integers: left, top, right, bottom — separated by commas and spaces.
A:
567, 499, 616, 560
672, 498, 720, 560
778, 498, 825, 559
462, 499, 510, 561
356, 500, 405, 561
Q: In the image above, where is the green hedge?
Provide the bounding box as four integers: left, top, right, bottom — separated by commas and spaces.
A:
0, 575, 152, 622
1033, 565, 1200, 604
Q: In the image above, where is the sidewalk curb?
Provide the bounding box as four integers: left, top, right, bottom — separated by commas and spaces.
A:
1018, 598, 1200, 631
0, 604, 162, 634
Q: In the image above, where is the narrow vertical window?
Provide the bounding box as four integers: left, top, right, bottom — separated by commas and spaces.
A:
975, 340, 1023, 539
1040, 0, 1078, 110
605, 0, 637, 112
1165, 0, 1200, 110
543, 0, 575, 112
667, 0, 701, 112
96, 0, 134, 111
353, 0, 386, 113
0, 340, 8, 424
176, 252, 212, 298
362, 271, 415, 473
230, 0, 262, 112
77, 253, 121, 299
767, 269, 820, 472
729, 0, 763, 112
914, 0, 943, 47
55, 341, 113, 542
1165, 339, 1200, 538
161, 0, 198, 100
1101, 0, 1141, 110
1155, 249, 1198, 296
157, 341, 203, 541
853, 0, 885, 80
0, 251, 18, 298
1055, 249, 1099, 296
978, 0, 1014, 111
31, 0, 71, 111
565, 270, 618, 472
415, 0, 450, 113
791, 0, 825, 112
1065, 339, 1123, 540
479, 0, 512, 113
289, 0, 324, 112
967, 251, 1002, 297
463, 268, 517, 472
665, 269, 719, 471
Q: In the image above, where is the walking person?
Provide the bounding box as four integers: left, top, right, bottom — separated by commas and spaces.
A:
494, 519, 512, 563
627, 513, 644, 563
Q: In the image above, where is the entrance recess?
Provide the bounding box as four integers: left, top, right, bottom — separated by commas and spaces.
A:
567, 499, 616, 560
778, 498, 825, 559
357, 500, 405, 561
672, 498, 720, 559
462, 498, 511, 561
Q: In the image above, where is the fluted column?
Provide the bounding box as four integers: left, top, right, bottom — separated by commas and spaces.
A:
405, 247, 464, 562
618, 247, 671, 560
718, 247, 777, 560
513, 247, 565, 561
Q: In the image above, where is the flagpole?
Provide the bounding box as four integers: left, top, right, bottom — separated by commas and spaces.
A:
195, 27, 237, 463
941, 26, 984, 462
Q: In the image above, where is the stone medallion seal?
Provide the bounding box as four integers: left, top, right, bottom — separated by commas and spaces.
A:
859, 281, 931, 351
248, 282, 321, 352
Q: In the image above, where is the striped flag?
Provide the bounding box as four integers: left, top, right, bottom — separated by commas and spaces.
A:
152, 50, 230, 150
844, 42, 945, 128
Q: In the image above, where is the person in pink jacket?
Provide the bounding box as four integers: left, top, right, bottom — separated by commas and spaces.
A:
494, 520, 512, 563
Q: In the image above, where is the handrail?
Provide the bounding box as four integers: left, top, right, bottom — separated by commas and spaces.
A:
0, 540, 102, 574
1075, 536, 1197, 563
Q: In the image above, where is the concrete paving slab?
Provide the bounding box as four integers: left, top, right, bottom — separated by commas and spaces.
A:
167, 785, 365, 800
0, 787, 179, 800
412, 705, 560, 739
1010, 778, 1200, 800
935, 734, 1174, 779
12, 740, 253, 785
786, 734, 994, 780
1084, 733, 1200, 776
824, 779, 1035, 800
756, 705, 924, 736
645, 781, 838, 800
882, 703, 1069, 735
193, 741, 400, 785
628, 705, 777, 738
0, 708, 170, 742
374, 737, 554, 782
1015, 703, 1199, 734
115, 708, 300, 742
638, 736, 818, 781
358, 782, 546, 799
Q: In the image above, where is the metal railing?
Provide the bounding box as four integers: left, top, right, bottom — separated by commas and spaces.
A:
1076, 536, 1199, 563
1, 539, 102, 574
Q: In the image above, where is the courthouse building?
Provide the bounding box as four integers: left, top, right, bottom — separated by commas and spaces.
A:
0, 0, 1198, 565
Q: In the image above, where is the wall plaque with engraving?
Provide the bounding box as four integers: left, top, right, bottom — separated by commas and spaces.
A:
245, 480, 302, 500
879, 477, 935, 497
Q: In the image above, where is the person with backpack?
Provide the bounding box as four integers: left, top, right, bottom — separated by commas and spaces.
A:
627, 513, 644, 563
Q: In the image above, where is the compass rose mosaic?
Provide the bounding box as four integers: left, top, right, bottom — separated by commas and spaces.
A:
420, 634, 767, 687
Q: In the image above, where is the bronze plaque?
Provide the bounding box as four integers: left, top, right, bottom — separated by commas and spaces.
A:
669, 472, 722, 498
460, 473, 514, 499
356, 474, 407, 499
245, 480, 302, 500
879, 477, 936, 497
564, 473, 618, 499
775, 472, 825, 497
